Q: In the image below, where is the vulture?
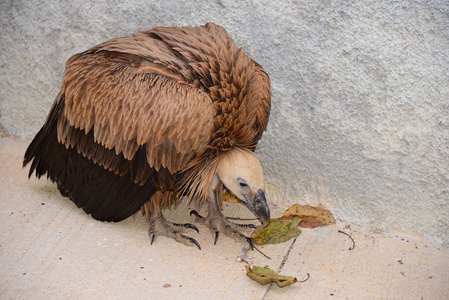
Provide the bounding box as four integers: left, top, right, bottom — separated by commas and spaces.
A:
24, 23, 271, 250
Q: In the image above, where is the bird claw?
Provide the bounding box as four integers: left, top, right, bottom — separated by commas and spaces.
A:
190, 210, 203, 219
246, 237, 255, 251
150, 233, 156, 245
172, 222, 199, 233
213, 230, 253, 250
191, 209, 254, 250
186, 236, 201, 250
150, 230, 201, 250
149, 211, 201, 250
214, 231, 219, 245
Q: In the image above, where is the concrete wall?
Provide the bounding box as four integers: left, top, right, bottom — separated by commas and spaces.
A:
1, 0, 448, 246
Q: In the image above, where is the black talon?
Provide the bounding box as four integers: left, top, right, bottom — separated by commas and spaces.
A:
173, 222, 199, 233
184, 223, 200, 233
214, 231, 219, 245
188, 237, 201, 250
190, 210, 203, 218
246, 237, 255, 251
150, 233, 155, 245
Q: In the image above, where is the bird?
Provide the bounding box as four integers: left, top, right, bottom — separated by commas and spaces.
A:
23, 23, 271, 250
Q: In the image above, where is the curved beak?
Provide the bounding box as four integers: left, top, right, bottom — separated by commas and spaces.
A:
253, 189, 270, 226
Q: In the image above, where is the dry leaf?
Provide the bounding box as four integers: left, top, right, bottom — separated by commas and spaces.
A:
281, 204, 335, 228
251, 218, 302, 245
223, 192, 241, 203
245, 265, 297, 287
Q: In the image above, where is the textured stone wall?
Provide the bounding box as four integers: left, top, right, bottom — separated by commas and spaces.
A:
1, 0, 448, 245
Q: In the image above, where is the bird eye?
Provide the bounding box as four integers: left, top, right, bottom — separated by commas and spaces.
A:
237, 178, 248, 187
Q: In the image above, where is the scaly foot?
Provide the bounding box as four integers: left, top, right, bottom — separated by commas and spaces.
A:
149, 209, 201, 250
190, 209, 255, 250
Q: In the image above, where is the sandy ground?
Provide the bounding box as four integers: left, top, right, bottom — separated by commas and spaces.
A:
1, 136, 448, 299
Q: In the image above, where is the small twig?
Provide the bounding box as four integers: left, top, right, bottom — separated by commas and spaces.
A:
338, 230, 355, 250
254, 245, 271, 259
298, 272, 311, 283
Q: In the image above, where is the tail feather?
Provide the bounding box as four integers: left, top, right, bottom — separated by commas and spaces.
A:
23, 96, 160, 222
23, 98, 64, 177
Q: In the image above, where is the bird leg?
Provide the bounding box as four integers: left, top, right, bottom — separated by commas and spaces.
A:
190, 185, 254, 250
147, 199, 201, 250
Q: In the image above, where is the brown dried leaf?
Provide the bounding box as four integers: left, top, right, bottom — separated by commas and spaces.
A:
245, 265, 297, 287
281, 204, 335, 228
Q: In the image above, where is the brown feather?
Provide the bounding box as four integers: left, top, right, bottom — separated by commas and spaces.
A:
24, 23, 271, 220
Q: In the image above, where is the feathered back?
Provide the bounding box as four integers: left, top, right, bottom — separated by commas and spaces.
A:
25, 23, 271, 218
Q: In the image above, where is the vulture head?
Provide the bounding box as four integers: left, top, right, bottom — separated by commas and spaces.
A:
216, 148, 270, 226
